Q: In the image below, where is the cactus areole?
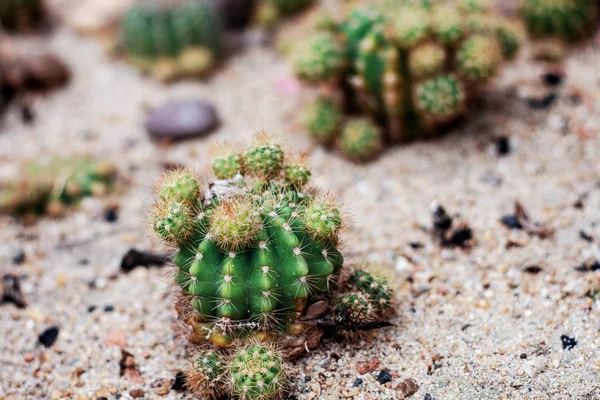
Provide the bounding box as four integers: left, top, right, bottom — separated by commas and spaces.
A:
152, 135, 344, 347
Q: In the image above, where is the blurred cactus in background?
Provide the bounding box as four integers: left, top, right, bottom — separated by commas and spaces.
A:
521, 0, 598, 41
151, 133, 396, 400
0, 0, 44, 32
292, 0, 525, 161
121, 0, 223, 81
0, 157, 117, 218
255, 0, 313, 29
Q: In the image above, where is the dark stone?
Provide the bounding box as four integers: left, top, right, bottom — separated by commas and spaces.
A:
500, 215, 522, 230
79, 258, 90, 266
542, 70, 564, 86
520, 353, 527, 359
145, 99, 219, 141
304, 376, 311, 382
104, 304, 114, 313
579, 231, 593, 242
87, 305, 97, 313
409, 242, 424, 249
376, 370, 392, 385
495, 136, 510, 156
24, 54, 70, 90
1, 274, 27, 308
526, 93, 556, 110
104, 207, 119, 223
424, 394, 434, 400
171, 371, 187, 391
353, 378, 363, 387
97, 397, 108, 400
12, 251, 26, 265
120, 248, 171, 273
561, 335, 577, 350
38, 326, 59, 347
574, 260, 600, 273
523, 265, 543, 274
215, 0, 257, 30
21, 104, 35, 124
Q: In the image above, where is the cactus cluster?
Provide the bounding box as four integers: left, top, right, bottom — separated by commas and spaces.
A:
0, 0, 44, 31
294, 0, 524, 161
121, 0, 223, 81
521, 0, 598, 41
0, 157, 117, 218
151, 133, 396, 400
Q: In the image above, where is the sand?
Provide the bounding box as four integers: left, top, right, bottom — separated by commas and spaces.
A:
1, 4, 600, 399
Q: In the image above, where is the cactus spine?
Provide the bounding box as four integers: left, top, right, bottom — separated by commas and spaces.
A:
292, 0, 523, 161
122, 0, 223, 81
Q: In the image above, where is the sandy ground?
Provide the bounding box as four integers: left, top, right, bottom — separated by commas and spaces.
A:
1, 5, 600, 400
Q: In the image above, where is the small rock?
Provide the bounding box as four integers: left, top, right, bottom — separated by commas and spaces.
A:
495, 136, 511, 156
12, 250, 26, 265
560, 335, 577, 350
500, 215, 522, 230
376, 370, 392, 385
574, 259, 600, 273
526, 93, 556, 110
215, 0, 257, 30
120, 248, 171, 273
579, 231, 593, 242
356, 358, 379, 374
129, 389, 145, 398
87, 305, 97, 313
171, 371, 187, 391
542, 67, 564, 86
523, 265, 543, 274
352, 378, 363, 387
104, 304, 114, 312
523, 359, 546, 377
21, 103, 35, 124
431, 202, 474, 248
105, 329, 128, 347
145, 99, 219, 141
104, 206, 119, 223
23, 352, 35, 362
24, 54, 71, 90
38, 326, 60, 347
397, 378, 419, 397
1, 273, 27, 308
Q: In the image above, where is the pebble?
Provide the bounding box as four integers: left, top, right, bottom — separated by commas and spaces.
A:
38, 326, 60, 348
495, 136, 511, 156
523, 359, 546, 377
129, 388, 145, 398
352, 378, 363, 387
397, 378, 419, 397
560, 335, 577, 350
376, 369, 392, 385
120, 248, 171, 273
145, 99, 219, 141
25, 54, 71, 90
171, 371, 186, 391
1, 273, 27, 308
356, 358, 379, 374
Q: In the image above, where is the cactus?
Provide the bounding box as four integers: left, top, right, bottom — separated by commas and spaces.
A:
339, 118, 382, 162
292, 0, 523, 161
348, 268, 393, 312
521, 0, 598, 41
304, 97, 342, 144
0, 0, 43, 31
293, 31, 345, 83
186, 350, 226, 399
334, 292, 377, 325
229, 343, 286, 400
0, 157, 117, 217
121, 0, 223, 81
152, 134, 345, 347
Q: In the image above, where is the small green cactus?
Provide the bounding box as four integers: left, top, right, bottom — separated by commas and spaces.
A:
414, 75, 466, 124
456, 35, 503, 83
349, 267, 393, 312
339, 118, 382, 162
293, 0, 523, 161
186, 350, 226, 399
229, 343, 286, 400
293, 31, 345, 83
334, 292, 377, 325
0, 157, 117, 218
152, 133, 345, 347
122, 0, 223, 81
0, 0, 43, 31
521, 0, 598, 41
304, 97, 342, 144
